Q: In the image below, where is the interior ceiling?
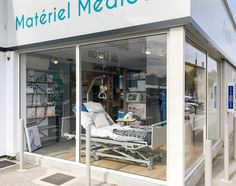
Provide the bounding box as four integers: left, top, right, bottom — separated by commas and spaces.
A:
29, 36, 167, 69
32, 47, 76, 62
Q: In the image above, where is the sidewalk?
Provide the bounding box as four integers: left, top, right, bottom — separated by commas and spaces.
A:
197, 136, 236, 186
0, 159, 114, 186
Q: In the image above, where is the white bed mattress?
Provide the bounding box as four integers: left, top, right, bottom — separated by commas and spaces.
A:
90, 124, 148, 142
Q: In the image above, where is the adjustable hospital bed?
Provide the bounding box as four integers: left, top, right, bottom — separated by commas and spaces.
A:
62, 102, 167, 170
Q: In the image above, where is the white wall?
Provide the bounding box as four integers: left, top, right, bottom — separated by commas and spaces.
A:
191, 0, 236, 66
0, 0, 6, 47
0, 52, 6, 156
6, 0, 190, 46
0, 52, 19, 157
5, 52, 19, 156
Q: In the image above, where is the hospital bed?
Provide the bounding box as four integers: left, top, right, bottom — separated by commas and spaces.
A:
62, 102, 166, 170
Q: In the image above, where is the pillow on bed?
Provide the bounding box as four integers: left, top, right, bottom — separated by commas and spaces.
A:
91, 112, 110, 128
81, 111, 94, 129
84, 102, 104, 113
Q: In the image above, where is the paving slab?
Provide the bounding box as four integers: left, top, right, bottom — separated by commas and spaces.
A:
197, 136, 236, 186
0, 158, 114, 186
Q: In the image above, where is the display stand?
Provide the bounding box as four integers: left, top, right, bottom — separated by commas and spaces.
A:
26, 69, 63, 146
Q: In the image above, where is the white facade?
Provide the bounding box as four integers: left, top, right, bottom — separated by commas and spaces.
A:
0, 0, 6, 47
0, 0, 6, 156
0, 52, 19, 156
0, 52, 6, 156
0, 1, 236, 186
6, 0, 190, 46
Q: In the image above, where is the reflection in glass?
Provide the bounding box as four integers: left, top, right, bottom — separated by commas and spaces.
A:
80, 35, 167, 180
208, 57, 220, 142
185, 41, 206, 173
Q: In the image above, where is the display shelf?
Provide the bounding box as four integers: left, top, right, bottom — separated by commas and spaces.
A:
38, 125, 58, 130
27, 92, 63, 95
27, 104, 55, 108
40, 136, 58, 142
27, 115, 58, 120
27, 81, 54, 84
27, 68, 63, 145
126, 78, 146, 81
145, 85, 160, 89
127, 90, 146, 92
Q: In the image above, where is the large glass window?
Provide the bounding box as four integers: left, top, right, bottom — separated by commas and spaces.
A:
24, 47, 76, 161
185, 40, 206, 173
80, 35, 167, 180
207, 57, 220, 142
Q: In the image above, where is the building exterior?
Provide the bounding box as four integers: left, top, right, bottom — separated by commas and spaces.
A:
0, 0, 236, 186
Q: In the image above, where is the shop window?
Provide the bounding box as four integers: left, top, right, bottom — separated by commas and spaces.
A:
80, 34, 167, 180
185, 40, 206, 173
23, 47, 76, 161
207, 57, 220, 142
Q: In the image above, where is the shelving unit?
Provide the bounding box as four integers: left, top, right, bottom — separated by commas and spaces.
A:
26, 69, 64, 146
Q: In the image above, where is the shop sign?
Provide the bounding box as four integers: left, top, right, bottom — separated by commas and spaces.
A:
15, 0, 138, 31
8, 0, 189, 46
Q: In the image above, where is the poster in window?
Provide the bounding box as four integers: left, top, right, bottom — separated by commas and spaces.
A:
25, 122, 41, 152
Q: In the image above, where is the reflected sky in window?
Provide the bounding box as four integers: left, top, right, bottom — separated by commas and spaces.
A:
227, 0, 236, 21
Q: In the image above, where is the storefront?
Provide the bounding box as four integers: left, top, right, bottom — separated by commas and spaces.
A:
0, 0, 236, 186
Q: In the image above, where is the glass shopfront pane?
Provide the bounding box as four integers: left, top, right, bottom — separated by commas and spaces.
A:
185, 41, 206, 173
207, 57, 220, 142
24, 47, 76, 161
80, 34, 167, 180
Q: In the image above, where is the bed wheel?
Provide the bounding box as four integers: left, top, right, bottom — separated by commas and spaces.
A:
157, 153, 163, 162
147, 158, 154, 171
92, 150, 100, 161
148, 164, 153, 171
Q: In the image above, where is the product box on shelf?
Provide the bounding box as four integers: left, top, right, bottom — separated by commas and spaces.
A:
36, 107, 45, 118
27, 108, 36, 119
27, 86, 34, 94
27, 70, 35, 82
46, 106, 56, 117
128, 103, 146, 120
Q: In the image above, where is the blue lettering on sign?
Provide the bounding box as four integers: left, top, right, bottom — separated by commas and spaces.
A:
16, 15, 25, 30
78, 0, 138, 16
78, 0, 91, 16
15, 0, 140, 30
228, 85, 234, 110
16, 0, 71, 30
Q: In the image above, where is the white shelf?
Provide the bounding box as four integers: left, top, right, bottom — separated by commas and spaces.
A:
40, 136, 57, 142
38, 125, 58, 130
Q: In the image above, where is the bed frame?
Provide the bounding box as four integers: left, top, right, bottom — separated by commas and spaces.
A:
62, 117, 166, 170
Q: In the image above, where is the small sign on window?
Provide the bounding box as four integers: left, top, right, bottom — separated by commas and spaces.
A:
227, 83, 235, 112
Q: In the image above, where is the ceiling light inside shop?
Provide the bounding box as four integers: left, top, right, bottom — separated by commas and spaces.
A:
52, 58, 59, 64
98, 53, 104, 59
145, 49, 151, 55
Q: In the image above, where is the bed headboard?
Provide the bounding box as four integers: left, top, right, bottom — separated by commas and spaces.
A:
61, 116, 76, 137
151, 126, 167, 150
